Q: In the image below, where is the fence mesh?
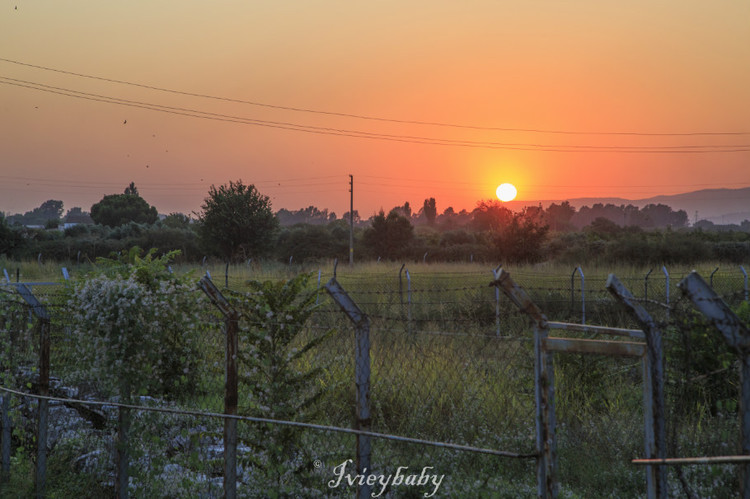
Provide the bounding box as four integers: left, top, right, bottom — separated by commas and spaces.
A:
0, 264, 748, 496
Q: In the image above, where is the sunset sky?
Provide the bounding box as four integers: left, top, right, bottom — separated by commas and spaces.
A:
1, 1, 749, 219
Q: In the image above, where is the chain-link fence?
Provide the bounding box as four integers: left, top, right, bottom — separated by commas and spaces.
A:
0, 264, 748, 497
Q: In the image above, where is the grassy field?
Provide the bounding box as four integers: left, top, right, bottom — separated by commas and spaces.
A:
0, 258, 746, 497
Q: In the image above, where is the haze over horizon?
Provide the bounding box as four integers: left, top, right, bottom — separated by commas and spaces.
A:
1, 1, 749, 218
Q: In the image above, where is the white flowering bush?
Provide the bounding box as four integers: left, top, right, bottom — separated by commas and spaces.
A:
68, 248, 204, 400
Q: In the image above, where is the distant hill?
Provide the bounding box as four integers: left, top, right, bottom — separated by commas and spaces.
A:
508, 186, 750, 225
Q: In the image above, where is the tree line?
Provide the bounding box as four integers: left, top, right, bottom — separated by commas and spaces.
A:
1, 181, 749, 266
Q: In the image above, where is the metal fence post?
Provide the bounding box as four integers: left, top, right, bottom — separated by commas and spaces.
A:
492, 266, 501, 337
741, 266, 748, 302
37, 316, 50, 499
398, 264, 405, 305
490, 270, 556, 497
199, 276, 238, 499
12, 284, 50, 499
678, 272, 750, 498
606, 275, 667, 499
662, 266, 670, 321
1, 393, 9, 483
571, 267, 585, 324
406, 269, 412, 334
645, 268, 653, 302
324, 277, 372, 499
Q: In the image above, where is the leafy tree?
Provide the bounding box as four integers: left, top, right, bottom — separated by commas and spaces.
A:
391, 201, 412, 219
276, 206, 336, 226
90, 184, 158, 227
362, 210, 414, 260
471, 200, 513, 232
0, 214, 23, 256
197, 180, 279, 261
342, 210, 361, 226
161, 212, 192, 229
6, 199, 64, 226
493, 212, 549, 263
64, 207, 94, 225
587, 217, 621, 237
124, 181, 139, 196
545, 201, 576, 231
276, 224, 348, 263
37, 199, 64, 222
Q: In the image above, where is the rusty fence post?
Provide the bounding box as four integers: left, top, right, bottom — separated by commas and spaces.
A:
490, 270, 557, 498
199, 276, 239, 499
12, 284, 50, 499
606, 274, 667, 498
678, 271, 750, 498
606, 274, 667, 499
324, 277, 372, 499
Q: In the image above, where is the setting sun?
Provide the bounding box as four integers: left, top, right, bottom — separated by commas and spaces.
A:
496, 183, 517, 202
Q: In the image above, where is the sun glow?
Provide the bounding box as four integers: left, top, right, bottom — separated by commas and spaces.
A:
496, 183, 517, 202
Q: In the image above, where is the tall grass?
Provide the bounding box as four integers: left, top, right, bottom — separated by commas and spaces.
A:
1, 259, 746, 496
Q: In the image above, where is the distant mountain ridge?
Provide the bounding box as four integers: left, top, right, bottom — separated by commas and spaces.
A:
507, 186, 750, 225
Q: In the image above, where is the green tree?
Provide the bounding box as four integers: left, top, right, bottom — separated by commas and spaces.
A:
197, 180, 278, 261
493, 212, 549, 263
90, 184, 158, 227
362, 209, 414, 260
231, 273, 335, 491
0, 214, 23, 256
161, 212, 192, 229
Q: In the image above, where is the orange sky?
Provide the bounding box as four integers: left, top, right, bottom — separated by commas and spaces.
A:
1, 1, 749, 219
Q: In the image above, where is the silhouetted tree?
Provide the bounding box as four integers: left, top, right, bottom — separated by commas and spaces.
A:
472, 200, 513, 232
362, 210, 414, 260
90, 186, 158, 227
162, 213, 193, 229
422, 198, 437, 225
7, 199, 64, 226
124, 182, 139, 196
197, 180, 278, 261
545, 201, 576, 231
64, 207, 94, 225
391, 202, 412, 219
493, 213, 549, 263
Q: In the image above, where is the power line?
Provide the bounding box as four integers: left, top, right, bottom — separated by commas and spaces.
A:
2, 76, 749, 153
359, 175, 750, 190
1, 56, 747, 137
0, 174, 342, 188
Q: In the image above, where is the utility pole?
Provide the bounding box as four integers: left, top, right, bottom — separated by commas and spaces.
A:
349, 174, 354, 266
